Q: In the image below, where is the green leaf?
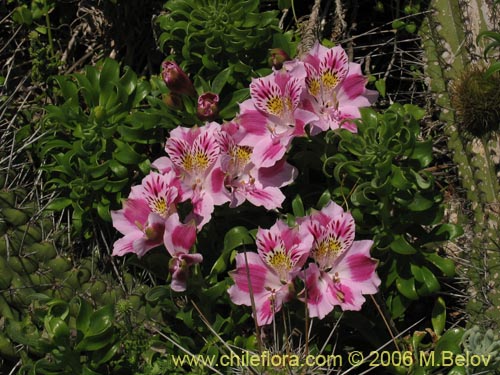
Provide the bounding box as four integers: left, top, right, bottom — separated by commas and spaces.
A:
316, 190, 331, 209
145, 286, 170, 303
46, 196, 73, 211
420, 266, 440, 294
211, 67, 232, 94
82, 365, 102, 375
375, 79, 386, 97
410, 140, 433, 167
485, 61, 500, 77
434, 328, 464, 357
99, 58, 120, 89
219, 88, 249, 119
44, 317, 69, 345
396, 276, 419, 300
13, 5, 33, 25
431, 297, 446, 336
112, 140, 143, 165
390, 235, 417, 255
292, 194, 305, 217
425, 253, 455, 277
76, 297, 92, 334
86, 305, 114, 337
77, 332, 117, 352
407, 192, 434, 211
118, 66, 137, 96
93, 342, 120, 366
429, 223, 464, 242
223, 226, 254, 253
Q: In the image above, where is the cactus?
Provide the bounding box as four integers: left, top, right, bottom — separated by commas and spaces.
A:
0, 179, 164, 369
421, 0, 500, 328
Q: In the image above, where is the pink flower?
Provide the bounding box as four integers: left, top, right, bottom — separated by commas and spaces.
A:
165, 123, 230, 228
111, 171, 182, 258
217, 121, 297, 209
302, 43, 378, 134
228, 220, 313, 326
299, 202, 380, 319
164, 213, 201, 292
197, 92, 219, 121
238, 70, 317, 168
161, 60, 196, 96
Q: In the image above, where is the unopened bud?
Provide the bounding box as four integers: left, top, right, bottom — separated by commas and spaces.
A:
197, 92, 219, 121
161, 60, 196, 96
268, 48, 290, 70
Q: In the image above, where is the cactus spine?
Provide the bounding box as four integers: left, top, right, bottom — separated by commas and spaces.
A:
421, 0, 500, 328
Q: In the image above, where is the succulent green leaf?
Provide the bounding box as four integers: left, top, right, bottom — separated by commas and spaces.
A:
390, 235, 417, 255
431, 296, 446, 336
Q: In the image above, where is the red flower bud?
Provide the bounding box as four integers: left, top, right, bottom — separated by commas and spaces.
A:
161, 60, 196, 96
268, 48, 291, 70
196, 92, 219, 121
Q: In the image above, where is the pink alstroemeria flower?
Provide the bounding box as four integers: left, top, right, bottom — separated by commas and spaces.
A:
164, 213, 201, 292
165, 123, 229, 228
228, 220, 313, 326
238, 70, 317, 168
217, 121, 297, 210
302, 43, 378, 134
111, 171, 182, 258
299, 202, 380, 319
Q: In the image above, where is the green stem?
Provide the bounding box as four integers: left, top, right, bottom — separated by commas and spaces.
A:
44, 0, 55, 60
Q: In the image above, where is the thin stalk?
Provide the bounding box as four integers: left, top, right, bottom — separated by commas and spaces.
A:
44, 0, 55, 60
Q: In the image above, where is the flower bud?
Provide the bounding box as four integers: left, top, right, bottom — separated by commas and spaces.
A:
163, 93, 184, 110
196, 92, 219, 121
161, 60, 196, 96
268, 48, 291, 70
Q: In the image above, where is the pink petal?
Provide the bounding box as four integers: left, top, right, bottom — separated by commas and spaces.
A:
151, 156, 175, 174
238, 108, 268, 136
258, 158, 297, 188
165, 137, 191, 169
250, 75, 284, 116
302, 263, 336, 319
164, 213, 197, 256
319, 46, 349, 85
251, 137, 287, 168
112, 231, 143, 256
228, 252, 269, 304
246, 186, 285, 210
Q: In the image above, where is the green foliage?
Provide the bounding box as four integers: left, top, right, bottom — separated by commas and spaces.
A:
477, 29, 500, 77
157, 0, 280, 82
462, 326, 500, 374
319, 104, 462, 318
38, 58, 177, 235
9, 297, 119, 374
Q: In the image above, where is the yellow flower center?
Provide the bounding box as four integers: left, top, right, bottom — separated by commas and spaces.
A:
267, 96, 285, 115
266, 248, 293, 280
313, 237, 343, 260
149, 197, 168, 218
322, 71, 339, 90
231, 145, 252, 166
308, 78, 321, 97
182, 151, 210, 173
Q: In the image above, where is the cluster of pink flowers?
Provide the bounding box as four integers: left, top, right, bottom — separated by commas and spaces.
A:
111, 42, 377, 298
228, 202, 381, 326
